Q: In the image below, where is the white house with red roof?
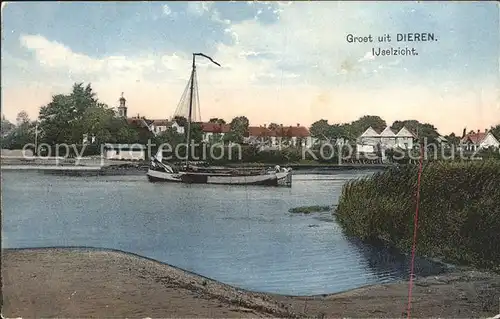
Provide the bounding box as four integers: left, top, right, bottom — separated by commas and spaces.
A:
357, 126, 416, 153
460, 129, 499, 151
199, 122, 231, 143
245, 123, 313, 149
148, 119, 185, 136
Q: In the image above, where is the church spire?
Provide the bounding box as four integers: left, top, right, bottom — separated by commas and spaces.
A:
118, 92, 127, 118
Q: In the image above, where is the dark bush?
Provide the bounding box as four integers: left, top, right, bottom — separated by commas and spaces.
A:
335, 160, 500, 271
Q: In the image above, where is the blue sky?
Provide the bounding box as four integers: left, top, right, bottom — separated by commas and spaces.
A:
2, 1, 499, 134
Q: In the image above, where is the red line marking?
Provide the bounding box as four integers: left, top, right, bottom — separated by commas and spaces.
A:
407, 141, 424, 319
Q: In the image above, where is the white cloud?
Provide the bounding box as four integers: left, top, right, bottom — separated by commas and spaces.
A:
185, 1, 229, 25
20, 35, 104, 74
210, 9, 230, 25
5, 2, 499, 133
19, 34, 186, 84
212, 3, 382, 86
162, 4, 171, 16
186, 1, 214, 17
17, 3, 416, 90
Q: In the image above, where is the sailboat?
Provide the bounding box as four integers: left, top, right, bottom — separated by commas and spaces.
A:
146, 53, 292, 187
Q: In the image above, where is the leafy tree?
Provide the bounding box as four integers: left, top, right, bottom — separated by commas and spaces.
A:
349, 115, 387, 139
490, 124, 500, 140
391, 120, 440, 143
173, 116, 188, 127
81, 105, 115, 143
16, 111, 30, 126
329, 124, 349, 141
154, 126, 184, 148
444, 133, 460, 146
309, 119, 331, 140
38, 83, 99, 144
310, 116, 385, 143
225, 116, 249, 144
208, 133, 223, 144
1, 111, 36, 149
115, 124, 140, 144
37, 82, 146, 146
208, 118, 226, 124
170, 115, 203, 143
1, 115, 15, 137
38, 94, 74, 144
189, 122, 203, 144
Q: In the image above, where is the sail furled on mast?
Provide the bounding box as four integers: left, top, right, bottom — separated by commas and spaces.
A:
173, 68, 202, 122
172, 53, 220, 123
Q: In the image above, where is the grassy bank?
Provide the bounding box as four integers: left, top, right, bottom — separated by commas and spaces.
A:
335, 160, 500, 272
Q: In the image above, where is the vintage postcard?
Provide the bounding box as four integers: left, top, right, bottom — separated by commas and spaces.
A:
1, 1, 499, 318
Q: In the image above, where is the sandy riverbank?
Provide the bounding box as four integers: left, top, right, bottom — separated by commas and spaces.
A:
2, 248, 500, 318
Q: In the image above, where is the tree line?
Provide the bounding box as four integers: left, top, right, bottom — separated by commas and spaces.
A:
0, 83, 253, 155
1, 82, 499, 157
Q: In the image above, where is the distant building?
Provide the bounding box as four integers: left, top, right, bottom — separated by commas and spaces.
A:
102, 144, 146, 160
245, 123, 313, 149
151, 119, 170, 134
199, 122, 231, 143
460, 129, 499, 151
357, 127, 380, 153
148, 119, 185, 136
357, 126, 416, 153
394, 127, 415, 149
126, 116, 153, 133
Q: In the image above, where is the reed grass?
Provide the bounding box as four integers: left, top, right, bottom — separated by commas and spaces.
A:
335, 160, 500, 271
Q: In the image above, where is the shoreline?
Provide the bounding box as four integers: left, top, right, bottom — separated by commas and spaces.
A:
1, 159, 389, 176
3, 247, 500, 318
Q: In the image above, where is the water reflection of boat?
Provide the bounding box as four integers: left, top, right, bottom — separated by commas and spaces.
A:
146, 53, 292, 187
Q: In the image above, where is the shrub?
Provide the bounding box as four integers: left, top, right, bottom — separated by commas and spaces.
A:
335, 160, 500, 271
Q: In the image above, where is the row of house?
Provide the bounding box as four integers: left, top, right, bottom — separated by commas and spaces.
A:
357, 126, 415, 152
144, 119, 314, 148
460, 129, 500, 151
103, 121, 500, 160
143, 116, 500, 153
103, 94, 499, 159
356, 126, 500, 153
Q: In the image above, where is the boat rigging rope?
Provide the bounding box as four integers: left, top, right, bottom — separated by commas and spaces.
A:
406, 140, 425, 319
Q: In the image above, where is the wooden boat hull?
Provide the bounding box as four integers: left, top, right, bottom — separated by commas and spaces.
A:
146, 169, 292, 187
146, 169, 183, 183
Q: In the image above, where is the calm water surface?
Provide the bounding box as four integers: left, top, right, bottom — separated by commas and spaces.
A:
1, 170, 447, 295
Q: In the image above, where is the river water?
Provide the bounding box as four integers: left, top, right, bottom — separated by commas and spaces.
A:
1, 170, 448, 295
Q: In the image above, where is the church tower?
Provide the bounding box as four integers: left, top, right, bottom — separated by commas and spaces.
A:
117, 92, 127, 118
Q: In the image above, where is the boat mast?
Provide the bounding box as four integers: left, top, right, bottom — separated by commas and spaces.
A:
185, 54, 196, 169
184, 53, 221, 170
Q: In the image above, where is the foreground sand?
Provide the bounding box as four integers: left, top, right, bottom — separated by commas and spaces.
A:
2, 248, 500, 318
